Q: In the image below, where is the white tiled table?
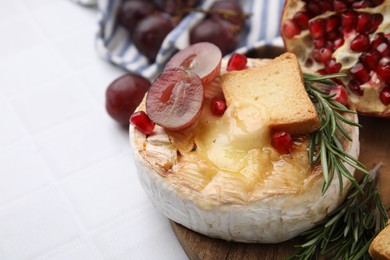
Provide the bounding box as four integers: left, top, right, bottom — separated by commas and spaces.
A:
0, 1, 187, 259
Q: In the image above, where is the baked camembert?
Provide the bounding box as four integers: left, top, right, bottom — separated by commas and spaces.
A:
130, 52, 359, 243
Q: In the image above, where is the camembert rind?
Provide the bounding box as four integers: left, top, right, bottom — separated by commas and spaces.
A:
130, 116, 359, 243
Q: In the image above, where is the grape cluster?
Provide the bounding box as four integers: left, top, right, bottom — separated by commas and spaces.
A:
108, 1, 249, 126
117, 0, 248, 61
117, 0, 200, 61
190, 0, 246, 56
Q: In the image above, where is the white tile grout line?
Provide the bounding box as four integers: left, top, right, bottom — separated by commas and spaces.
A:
1, 1, 108, 258
32, 235, 93, 259
0, 145, 130, 208
0, 0, 132, 210
40, 175, 106, 259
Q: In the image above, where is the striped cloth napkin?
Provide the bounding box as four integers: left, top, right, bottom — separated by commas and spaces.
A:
77, 0, 285, 78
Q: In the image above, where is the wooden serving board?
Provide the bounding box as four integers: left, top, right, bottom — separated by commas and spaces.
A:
170, 116, 390, 260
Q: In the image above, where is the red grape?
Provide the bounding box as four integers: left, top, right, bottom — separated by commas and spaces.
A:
153, 0, 200, 15
164, 42, 222, 84
146, 68, 204, 130
106, 73, 151, 126
209, 0, 245, 28
117, 0, 158, 37
189, 18, 239, 56
133, 13, 175, 61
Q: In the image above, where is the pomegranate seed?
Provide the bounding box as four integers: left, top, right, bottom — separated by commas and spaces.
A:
319, 0, 333, 12
334, 38, 345, 48
371, 33, 385, 49
227, 53, 247, 71
328, 32, 338, 41
368, 14, 383, 33
333, 1, 347, 13
380, 88, 390, 106
356, 13, 371, 33
271, 131, 293, 154
325, 41, 334, 50
325, 59, 341, 74
306, 1, 321, 15
130, 111, 155, 135
348, 79, 364, 96
376, 42, 390, 57
361, 50, 380, 71
309, 19, 326, 39
319, 48, 332, 63
350, 34, 370, 52
317, 69, 327, 75
210, 97, 227, 116
283, 19, 301, 39
314, 39, 325, 48
314, 48, 332, 64
294, 11, 310, 30
352, 0, 373, 8
326, 15, 340, 33
350, 63, 370, 84
329, 85, 349, 106
377, 57, 390, 82
305, 58, 314, 67
342, 11, 357, 33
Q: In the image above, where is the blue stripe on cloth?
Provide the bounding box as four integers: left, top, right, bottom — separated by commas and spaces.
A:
117, 37, 132, 58
277, 0, 284, 36
104, 0, 120, 45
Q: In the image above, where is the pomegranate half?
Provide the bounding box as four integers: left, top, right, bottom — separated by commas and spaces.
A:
281, 0, 390, 117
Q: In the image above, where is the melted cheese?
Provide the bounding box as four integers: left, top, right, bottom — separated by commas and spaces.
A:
194, 99, 270, 173
141, 60, 315, 208
164, 95, 313, 207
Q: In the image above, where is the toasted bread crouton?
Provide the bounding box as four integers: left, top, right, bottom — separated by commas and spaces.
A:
370, 220, 390, 260
221, 53, 320, 135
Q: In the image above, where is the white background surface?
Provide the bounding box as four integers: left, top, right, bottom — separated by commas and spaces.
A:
0, 1, 187, 259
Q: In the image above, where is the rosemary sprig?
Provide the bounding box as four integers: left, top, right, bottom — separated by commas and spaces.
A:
303, 73, 368, 194
288, 73, 389, 259
289, 164, 389, 260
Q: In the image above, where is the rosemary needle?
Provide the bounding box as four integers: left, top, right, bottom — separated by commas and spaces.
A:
288, 74, 389, 259
303, 73, 368, 194
289, 164, 389, 260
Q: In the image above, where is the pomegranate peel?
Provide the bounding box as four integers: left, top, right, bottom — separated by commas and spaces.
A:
281, 0, 390, 117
